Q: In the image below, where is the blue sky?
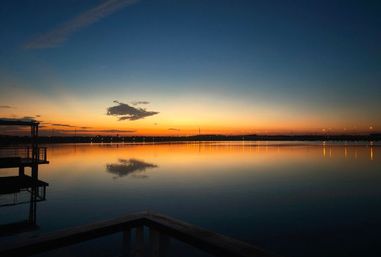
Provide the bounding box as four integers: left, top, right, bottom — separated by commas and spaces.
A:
0, 0, 380, 135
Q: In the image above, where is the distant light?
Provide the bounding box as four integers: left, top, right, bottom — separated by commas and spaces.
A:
369, 126, 373, 130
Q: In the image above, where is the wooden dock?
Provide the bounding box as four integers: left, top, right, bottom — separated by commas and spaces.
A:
0, 119, 50, 237
0, 157, 49, 169
0, 175, 48, 195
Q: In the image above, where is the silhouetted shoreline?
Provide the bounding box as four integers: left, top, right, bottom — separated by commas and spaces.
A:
0, 134, 380, 145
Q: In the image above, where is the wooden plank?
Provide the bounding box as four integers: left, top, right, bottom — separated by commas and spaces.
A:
144, 212, 278, 257
0, 157, 22, 168
0, 212, 147, 257
0, 120, 38, 126
0, 159, 49, 168
0, 176, 48, 194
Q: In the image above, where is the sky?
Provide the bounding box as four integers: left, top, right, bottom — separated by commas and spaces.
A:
0, 0, 380, 136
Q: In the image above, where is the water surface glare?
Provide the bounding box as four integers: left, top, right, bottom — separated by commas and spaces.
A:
1, 141, 380, 257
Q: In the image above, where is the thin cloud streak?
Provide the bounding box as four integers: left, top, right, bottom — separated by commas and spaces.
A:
36, 129, 135, 136
46, 123, 92, 129
70, 129, 136, 133
131, 101, 150, 105
25, 0, 140, 49
0, 106, 12, 108
50, 123, 76, 128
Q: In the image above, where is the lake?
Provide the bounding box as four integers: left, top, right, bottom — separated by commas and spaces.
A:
0, 141, 380, 257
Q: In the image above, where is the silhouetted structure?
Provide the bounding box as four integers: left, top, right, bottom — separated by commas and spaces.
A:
0, 120, 39, 137
0, 211, 278, 257
0, 174, 48, 236
0, 120, 49, 236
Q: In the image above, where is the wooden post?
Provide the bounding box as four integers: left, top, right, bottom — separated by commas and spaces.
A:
44, 148, 47, 161
149, 228, 160, 257
135, 226, 144, 257
19, 166, 25, 176
43, 186, 46, 200
31, 164, 38, 179
31, 124, 39, 162
122, 228, 131, 257
149, 228, 169, 257
158, 232, 169, 257
28, 186, 37, 225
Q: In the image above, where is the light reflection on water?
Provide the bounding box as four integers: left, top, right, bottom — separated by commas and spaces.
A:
0, 141, 380, 257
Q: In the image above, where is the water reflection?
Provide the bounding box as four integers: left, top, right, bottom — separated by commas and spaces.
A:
0, 182, 46, 237
1, 142, 380, 257
320, 143, 377, 161
322, 143, 326, 157
0, 163, 48, 237
106, 158, 158, 179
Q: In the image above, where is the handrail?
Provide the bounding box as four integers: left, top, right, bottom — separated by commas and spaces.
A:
0, 146, 47, 162
0, 212, 146, 257
145, 212, 277, 257
0, 211, 278, 257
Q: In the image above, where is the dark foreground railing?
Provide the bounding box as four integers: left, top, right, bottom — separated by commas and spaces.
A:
0, 146, 47, 163
0, 211, 278, 257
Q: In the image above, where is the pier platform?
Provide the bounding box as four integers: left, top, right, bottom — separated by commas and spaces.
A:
0, 175, 48, 195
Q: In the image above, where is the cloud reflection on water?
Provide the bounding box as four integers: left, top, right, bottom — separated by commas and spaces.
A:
106, 158, 158, 179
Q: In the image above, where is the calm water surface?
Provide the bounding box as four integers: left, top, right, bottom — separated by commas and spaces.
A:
1, 141, 380, 257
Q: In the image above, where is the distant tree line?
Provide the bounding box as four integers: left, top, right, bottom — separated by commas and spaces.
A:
0, 134, 380, 145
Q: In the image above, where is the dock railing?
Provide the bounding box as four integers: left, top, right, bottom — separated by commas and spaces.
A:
0, 211, 278, 257
0, 146, 47, 163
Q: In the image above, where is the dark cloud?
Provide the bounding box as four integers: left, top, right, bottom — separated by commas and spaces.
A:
168, 128, 180, 131
0, 106, 12, 108
106, 158, 158, 178
72, 129, 135, 133
24, 0, 140, 49
131, 101, 150, 105
47, 123, 92, 129
37, 125, 135, 135
107, 100, 159, 121
50, 123, 76, 128
0, 127, 31, 136
20, 116, 36, 121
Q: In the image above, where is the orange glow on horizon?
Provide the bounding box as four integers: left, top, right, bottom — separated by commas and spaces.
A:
0, 98, 380, 136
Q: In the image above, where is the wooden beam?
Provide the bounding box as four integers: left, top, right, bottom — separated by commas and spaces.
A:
0, 212, 147, 257
0, 211, 279, 257
0, 120, 39, 127
144, 212, 277, 257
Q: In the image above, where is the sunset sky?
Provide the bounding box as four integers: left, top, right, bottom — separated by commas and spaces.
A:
0, 0, 380, 136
